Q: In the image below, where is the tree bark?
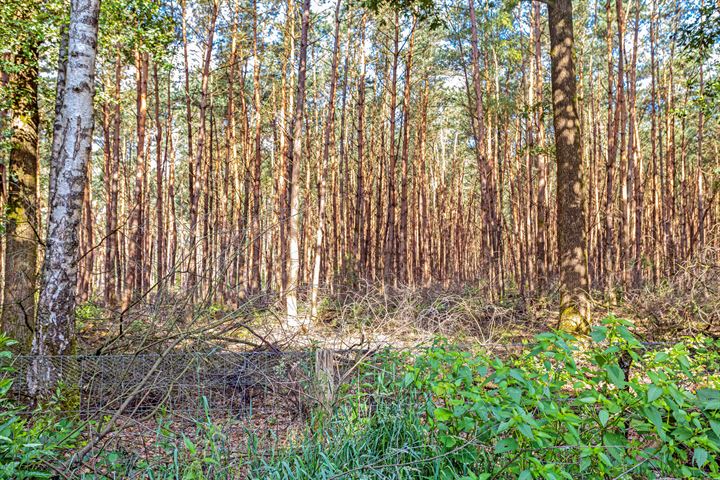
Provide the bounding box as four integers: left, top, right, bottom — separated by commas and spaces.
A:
182, 0, 197, 290
2, 37, 39, 352
383, 13, 400, 286
123, 50, 148, 308
547, 0, 590, 333
310, 0, 342, 320
399, 22, 415, 285
48, 25, 69, 204
104, 52, 121, 306
154, 62, 165, 291
354, 15, 367, 274
250, 0, 263, 294
286, 0, 310, 327
29, 0, 101, 398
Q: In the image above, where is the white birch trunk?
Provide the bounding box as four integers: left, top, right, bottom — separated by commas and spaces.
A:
29, 0, 101, 398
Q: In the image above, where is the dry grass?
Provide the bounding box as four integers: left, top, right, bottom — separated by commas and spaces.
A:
73, 244, 720, 355
611, 245, 720, 339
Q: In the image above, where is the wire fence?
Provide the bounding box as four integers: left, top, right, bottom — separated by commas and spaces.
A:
6, 350, 374, 420
3, 340, 688, 421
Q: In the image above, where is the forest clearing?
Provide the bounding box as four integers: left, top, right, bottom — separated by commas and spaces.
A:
0, 0, 719, 477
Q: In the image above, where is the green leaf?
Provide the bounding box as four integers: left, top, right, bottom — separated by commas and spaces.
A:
509, 368, 526, 384
643, 406, 666, 440
678, 355, 691, 372
698, 389, 720, 410
518, 423, 534, 440
605, 364, 626, 388
590, 326, 608, 343
578, 396, 597, 404
599, 409, 609, 427
671, 426, 693, 441
182, 435, 196, 454
603, 431, 628, 449
494, 437, 518, 454
563, 431, 579, 446
518, 470, 532, 480
654, 352, 669, 363
434, 407, 452, 422
648, 384, 663, 402
598, 452, 613, 467
710, 419, 720, 439
616, 325, 638, 344
439, 434, 457, 448
693, 447, 708, 467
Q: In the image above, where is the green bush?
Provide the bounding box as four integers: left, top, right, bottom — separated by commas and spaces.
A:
5, 317, 720, 479
254, 316, 720, 479
0, 334, 80, 479
405, 316, 720, 479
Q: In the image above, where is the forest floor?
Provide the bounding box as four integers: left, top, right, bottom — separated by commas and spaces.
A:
77, 256, 719, 357
9, 256, 719, 478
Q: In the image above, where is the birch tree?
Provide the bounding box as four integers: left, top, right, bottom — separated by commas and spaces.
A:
29, 0, 101, 398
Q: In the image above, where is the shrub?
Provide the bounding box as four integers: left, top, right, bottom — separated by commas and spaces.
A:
405, 316, 720, 479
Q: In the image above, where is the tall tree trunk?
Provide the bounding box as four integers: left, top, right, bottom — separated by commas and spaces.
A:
1, 38, 39, 352
105, 52, 121, 306
250, 0, 263, 294
221, 0, 239, 302
78, 146, 94, 302
615, 0, 628, 284
468, 0, 498, 292
532, 0, 548, 288
123, 50, 148, 308
154, 63, 165, 291
696, 61, 705, 250
182, 0, 196, 290
383, 13, 399, 286
548, 0, 590, 333
29, 0, 101, 398
604, 0, 617, 290
166, 76, 178, 287
650, 0, 660, 283
399, 22, 416, 285
278, 0, 296, 297
354, 15, 367, 274
310, 0, 342, 319
286, 0, 310, 327
193, 0, 218, 296
629, 0, 642, 287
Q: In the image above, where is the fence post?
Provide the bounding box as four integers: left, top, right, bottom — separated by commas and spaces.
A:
314, 349, 336, 410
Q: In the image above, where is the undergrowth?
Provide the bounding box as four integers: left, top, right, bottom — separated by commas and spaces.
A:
250, 316, 720, 479
0, 334, 81, 479
3, 316, 720, 478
